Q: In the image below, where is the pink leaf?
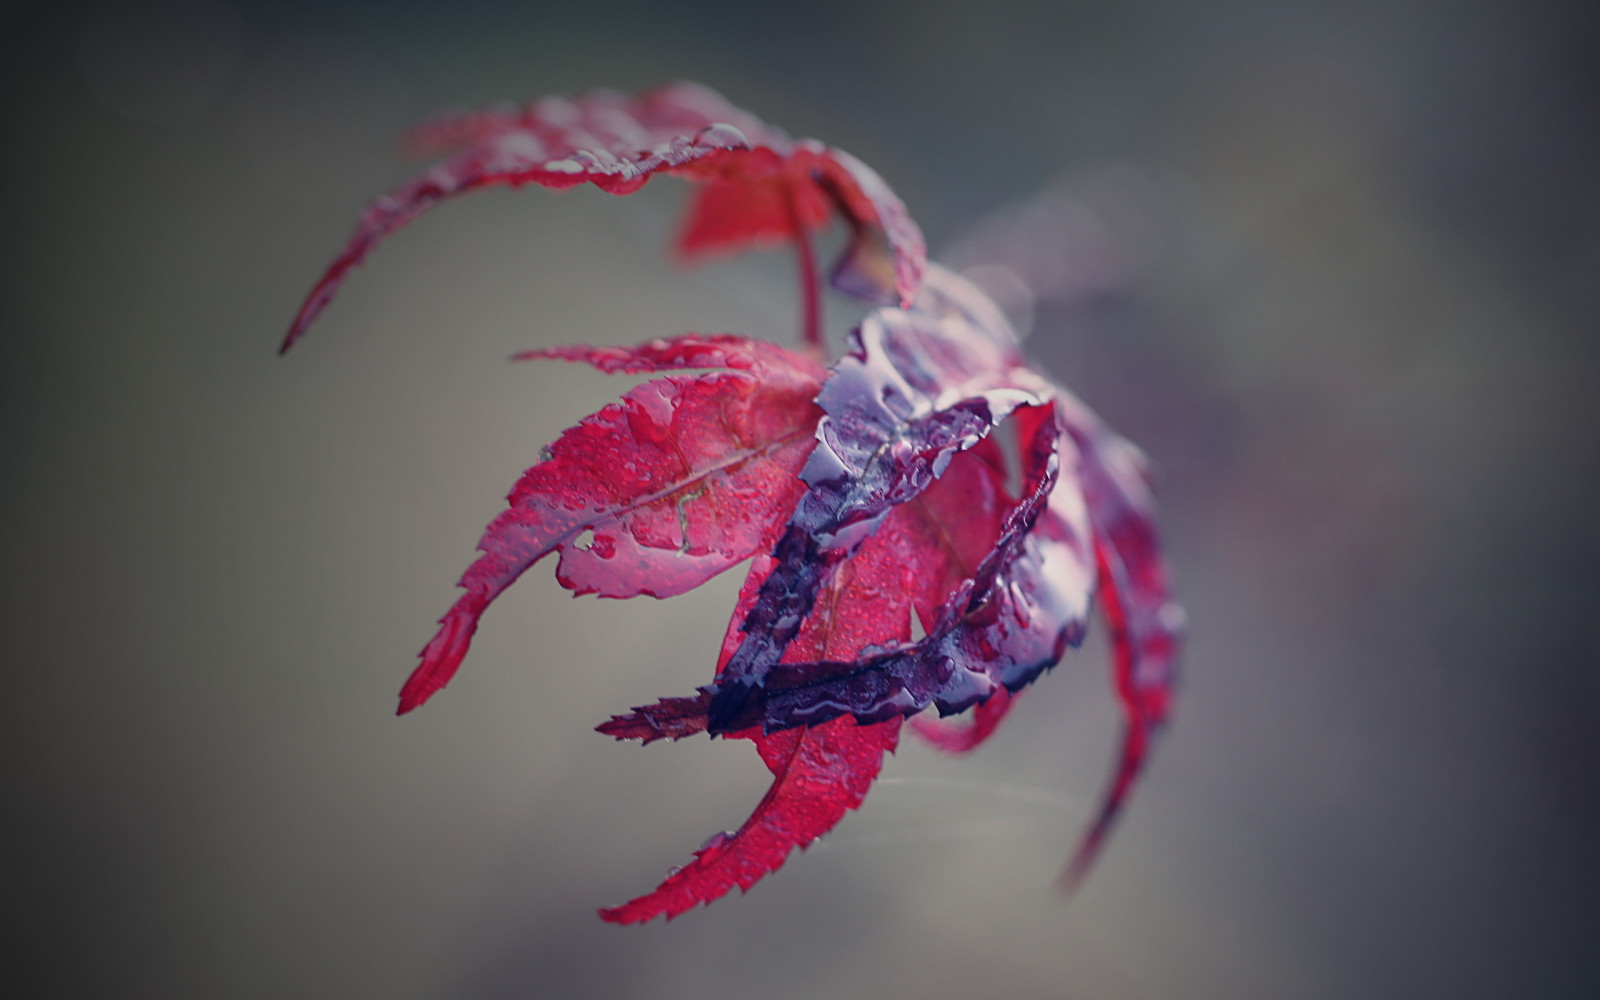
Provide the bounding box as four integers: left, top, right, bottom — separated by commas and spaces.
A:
598, 716, 901, 924
1056, 392, 1184, 885
282, 83, 924, 353
397, 335, 823, 715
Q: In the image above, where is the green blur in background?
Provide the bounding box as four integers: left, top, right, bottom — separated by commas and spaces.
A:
2, 0, 1596, 997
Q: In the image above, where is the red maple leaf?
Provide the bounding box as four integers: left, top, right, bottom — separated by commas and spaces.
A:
284, 82, 1182, 923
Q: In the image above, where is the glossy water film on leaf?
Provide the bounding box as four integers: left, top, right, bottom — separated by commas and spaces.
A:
283, 81, 1182, 922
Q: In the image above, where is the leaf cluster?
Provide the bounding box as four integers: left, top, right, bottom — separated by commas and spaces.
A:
285, 83, 1182, 923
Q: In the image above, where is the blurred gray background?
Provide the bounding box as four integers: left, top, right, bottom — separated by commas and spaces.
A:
3, 0, 1597, 997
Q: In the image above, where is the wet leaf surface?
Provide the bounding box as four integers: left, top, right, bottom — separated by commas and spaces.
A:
286, 82, 1181, 922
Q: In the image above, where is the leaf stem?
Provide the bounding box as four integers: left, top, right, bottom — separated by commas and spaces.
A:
786, 185, 824, 354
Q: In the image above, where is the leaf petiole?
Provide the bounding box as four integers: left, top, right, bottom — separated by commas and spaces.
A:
786, 181, 824, 355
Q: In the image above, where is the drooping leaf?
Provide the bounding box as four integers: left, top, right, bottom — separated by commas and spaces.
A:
281, 82, 924, 354
1055, 390, 1184, 885
397, 335, 824, 715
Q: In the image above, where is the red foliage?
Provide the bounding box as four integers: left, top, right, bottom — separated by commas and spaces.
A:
284, 82, 1182, 922
398, 335, 825, 715
282, 82, 922, 356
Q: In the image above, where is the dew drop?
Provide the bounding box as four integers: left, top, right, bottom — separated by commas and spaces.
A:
697, 122, 750, 148
698, 830, 734, 854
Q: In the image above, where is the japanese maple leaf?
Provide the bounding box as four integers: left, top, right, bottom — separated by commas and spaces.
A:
283, 82, 1182, 923
281, 81, 922, 356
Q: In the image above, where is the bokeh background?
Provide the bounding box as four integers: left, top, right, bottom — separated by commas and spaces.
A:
4, 0, 1597, 997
